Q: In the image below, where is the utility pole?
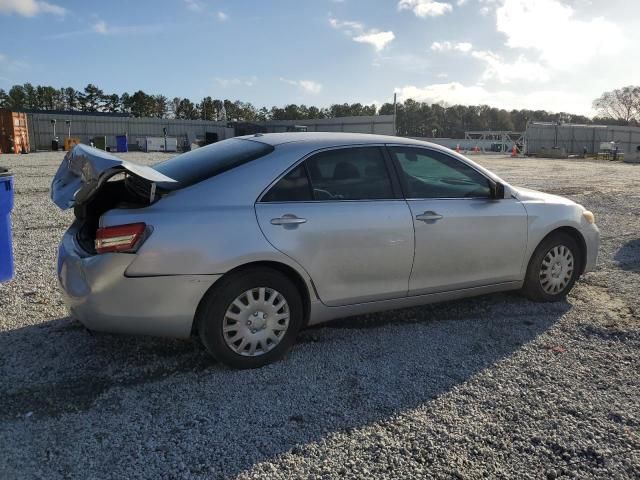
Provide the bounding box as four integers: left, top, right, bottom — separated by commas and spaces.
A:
163, 127, 167, 152
393, 93, 397, 136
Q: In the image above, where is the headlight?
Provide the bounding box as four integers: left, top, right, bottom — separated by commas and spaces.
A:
583, 210, 595, 224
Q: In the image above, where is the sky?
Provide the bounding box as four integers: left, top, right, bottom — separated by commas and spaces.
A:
0, 0, 638, 115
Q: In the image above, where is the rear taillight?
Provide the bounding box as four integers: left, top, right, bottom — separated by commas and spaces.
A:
95, 223, 147, 254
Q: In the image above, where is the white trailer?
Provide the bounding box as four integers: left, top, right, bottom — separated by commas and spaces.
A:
143, 137, 178, 152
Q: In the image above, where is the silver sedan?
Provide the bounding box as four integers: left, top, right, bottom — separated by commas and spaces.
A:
52, 133, 599, 368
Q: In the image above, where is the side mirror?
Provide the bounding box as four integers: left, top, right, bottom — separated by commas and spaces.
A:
489, 180, 505, 199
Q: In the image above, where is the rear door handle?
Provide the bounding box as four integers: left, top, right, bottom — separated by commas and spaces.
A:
415, 211, 443, 222
271, 214, 307, 226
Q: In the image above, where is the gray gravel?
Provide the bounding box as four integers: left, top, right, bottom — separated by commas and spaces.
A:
0, 151, 638, 479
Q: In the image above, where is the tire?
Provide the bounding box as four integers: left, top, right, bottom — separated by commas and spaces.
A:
521, 232, 582, 302
197, 267, 304, 369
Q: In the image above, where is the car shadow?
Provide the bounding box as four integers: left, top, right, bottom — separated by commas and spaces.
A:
0, 292, 570, 478
614, 239, 640, 271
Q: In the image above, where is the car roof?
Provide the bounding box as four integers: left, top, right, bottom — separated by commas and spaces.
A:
237, 131, 442, 149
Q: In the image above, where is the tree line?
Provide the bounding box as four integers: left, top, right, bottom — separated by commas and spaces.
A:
0, 83, 377, 122
0, 83, 637, 138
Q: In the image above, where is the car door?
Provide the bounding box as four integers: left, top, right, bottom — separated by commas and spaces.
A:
255, 146, 415, 306
387, 146, 528, 295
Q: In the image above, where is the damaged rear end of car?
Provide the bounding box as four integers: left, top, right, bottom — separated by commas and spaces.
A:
51, 139, 277, 339
51, 144, 217, 338
51, 144, 176, 255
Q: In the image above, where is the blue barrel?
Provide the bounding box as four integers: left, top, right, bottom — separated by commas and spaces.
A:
0, 168, 14, 282
116, 135, 128, 153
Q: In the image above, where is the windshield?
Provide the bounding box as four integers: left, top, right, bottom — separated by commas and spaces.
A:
153, 138, 274, 189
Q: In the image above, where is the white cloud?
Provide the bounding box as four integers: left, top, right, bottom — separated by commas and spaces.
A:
215, 77, 257, 88
183, 0, 203, 12
0, 0, 65, 16
49, 21, 163, 39
328, 17, 364, 34
430, 41, 472, 52
495, 0, 623, 70
409, 2, 637, 114
395, 82, 590, 114
36, 1, 62, 15
454, 42, 473, 53
217, 11, 228, 21
329, 16, 395, 51
280, 78, 323, 94
299, 80, 323, 94
471, 50, 549, 83
398, 0, 453, 17
430, 38, 548, 84
353, 31, 395, 51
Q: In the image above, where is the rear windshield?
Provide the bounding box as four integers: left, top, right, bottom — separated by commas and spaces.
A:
153, 138, 274, 189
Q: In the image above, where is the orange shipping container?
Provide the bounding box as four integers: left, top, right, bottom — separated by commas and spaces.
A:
64, 137, 81, 151
0, 109, 30, 154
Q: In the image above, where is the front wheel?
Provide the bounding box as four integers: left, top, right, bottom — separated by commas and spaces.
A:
521, 232, 581, 302
197, 268, 303, 369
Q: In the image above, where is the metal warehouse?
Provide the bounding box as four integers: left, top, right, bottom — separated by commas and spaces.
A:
526, 122, 640, 156
18, 111, 394, 151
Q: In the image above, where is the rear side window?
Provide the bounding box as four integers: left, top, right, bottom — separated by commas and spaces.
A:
306, 147, 394, 200
153, 138, 274, 189
261, 165, 312, 202
261, 147, 394, 202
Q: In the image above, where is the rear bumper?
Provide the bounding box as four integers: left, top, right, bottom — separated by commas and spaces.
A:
57, 225, 221, 338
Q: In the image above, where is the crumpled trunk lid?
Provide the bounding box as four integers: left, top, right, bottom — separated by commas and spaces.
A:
50, 144, 176, 210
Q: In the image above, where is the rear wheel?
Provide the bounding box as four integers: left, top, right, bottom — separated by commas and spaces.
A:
197, 268, 303, 369
521, 232, 581, 302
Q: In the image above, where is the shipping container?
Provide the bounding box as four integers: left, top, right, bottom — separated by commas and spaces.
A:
64, 137, 81, 151
0, 109, 30, 153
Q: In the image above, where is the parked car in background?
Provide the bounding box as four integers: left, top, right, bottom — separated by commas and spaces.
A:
52, 133, 599, 368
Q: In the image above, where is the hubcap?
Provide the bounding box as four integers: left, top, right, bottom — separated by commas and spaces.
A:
539, 245, 574, 295
222, 287, 290, 357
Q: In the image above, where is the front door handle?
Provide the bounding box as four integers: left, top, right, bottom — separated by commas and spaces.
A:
271, 214, 307, 226
416, 211, 443, 222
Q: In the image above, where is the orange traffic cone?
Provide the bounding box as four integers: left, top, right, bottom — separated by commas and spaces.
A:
511, 145, 518, 157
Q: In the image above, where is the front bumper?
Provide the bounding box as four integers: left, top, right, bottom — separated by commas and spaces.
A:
57, 224, 221, 338
582, 223, 600, 273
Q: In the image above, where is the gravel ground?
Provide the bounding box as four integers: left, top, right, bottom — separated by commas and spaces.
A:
0, 151, 638, 479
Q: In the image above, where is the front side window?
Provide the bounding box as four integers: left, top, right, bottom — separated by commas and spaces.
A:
305, 147, 394, 200
389, 147, 491, 199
